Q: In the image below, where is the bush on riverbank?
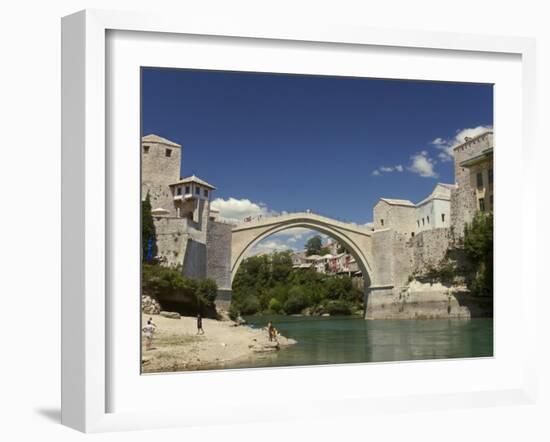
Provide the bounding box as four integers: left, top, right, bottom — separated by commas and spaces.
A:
231, 251, 363, 317
142, 263, 218, 317
463, 212, 493, 297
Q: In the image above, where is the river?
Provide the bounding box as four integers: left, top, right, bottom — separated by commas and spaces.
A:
226, 315, 493, 369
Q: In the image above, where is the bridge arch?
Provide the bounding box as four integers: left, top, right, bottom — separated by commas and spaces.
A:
230, 213, 374, 289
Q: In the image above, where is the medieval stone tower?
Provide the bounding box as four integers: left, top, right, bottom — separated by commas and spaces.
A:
141, 134, 182, 216
450, 131, 494, 235
141, 134, 233, 307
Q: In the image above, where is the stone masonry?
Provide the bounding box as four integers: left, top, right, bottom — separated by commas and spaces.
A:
411, 228, 453, 274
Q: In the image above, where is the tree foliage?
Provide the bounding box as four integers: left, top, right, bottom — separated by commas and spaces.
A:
305, 235, 323, 256
142, 263, 218, 317
141, 193, 157, 262
463, 212, 493, 297
231, 251, 364, 317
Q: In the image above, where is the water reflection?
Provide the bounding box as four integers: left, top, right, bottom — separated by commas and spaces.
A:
228, 315, 493, 369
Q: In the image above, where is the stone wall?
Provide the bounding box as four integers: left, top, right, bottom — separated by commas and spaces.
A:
182, 239, 207, 279
369, 229, 396, 287
206, 220, 233, 294
153, 217, 189, 267
369, 229, 414, 287
392, 232, 414, 286
411, 228, 453, 274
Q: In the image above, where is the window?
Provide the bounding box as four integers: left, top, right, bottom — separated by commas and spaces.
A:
411, 232, 415, 237
176, 187, 182, 195
488, 168, 493, 184
143, 145, 150, 154
479, 198, 486, 212
204, 189, 209, 197
427, 216, 430, 224
380, 219, 384, 226
422, 218, 425, 226
417, 220, 420, 228
441, 213, 445, 223
185, 186, 190, 194
165, 148, 172, 157
195, 186, 200, 194
476, 171, 483, 188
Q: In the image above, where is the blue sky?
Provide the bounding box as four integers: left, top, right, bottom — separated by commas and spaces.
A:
142, 68, 493, 253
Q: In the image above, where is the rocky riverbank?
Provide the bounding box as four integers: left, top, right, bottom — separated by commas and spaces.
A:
141, 313, 297, 373
365, 280, 493, 320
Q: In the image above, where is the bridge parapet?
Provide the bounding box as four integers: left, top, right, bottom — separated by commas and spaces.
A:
232, 212, 373, 237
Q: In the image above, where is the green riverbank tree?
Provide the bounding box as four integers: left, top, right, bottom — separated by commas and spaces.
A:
142, 263, 218, 317
231, 251, 364, 318
463, 212, 493, 297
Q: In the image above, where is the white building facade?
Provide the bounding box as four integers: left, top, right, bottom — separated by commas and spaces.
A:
414, 183, 454, 233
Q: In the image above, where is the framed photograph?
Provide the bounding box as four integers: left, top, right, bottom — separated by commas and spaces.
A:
61, 9, 537, 432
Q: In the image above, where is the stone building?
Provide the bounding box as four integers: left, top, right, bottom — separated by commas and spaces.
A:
141, 134, 233, 307
450, 131, 494, 234
372, 198, 416, 236
415, 183, 454, 233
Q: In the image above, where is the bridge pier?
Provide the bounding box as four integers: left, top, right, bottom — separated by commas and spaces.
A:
214, 288, 232, 312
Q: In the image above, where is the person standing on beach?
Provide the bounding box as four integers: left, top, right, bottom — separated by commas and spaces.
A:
267, 321, 275, 342
197, 313, 204, 335
142, 320, 157, 351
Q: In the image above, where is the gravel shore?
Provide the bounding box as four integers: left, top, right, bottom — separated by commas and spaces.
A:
141, 313, 296, 373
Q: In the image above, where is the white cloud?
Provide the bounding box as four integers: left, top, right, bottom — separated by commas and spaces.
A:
246, 239, 295, 257
408, 151, 438, 178
247, 228, 331, 257
430, 125, 492, 162
372, 164, 404, 176
270, 227, 311, 241
371, 125, 491, 180
210, 197, 276, 224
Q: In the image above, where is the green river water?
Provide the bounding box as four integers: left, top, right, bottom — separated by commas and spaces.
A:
226, 315, 493, 369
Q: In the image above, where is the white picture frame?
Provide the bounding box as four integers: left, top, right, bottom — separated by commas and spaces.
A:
61, 9, 537, 433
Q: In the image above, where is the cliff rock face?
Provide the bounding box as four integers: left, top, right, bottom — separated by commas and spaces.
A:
366, 282, 471, 319
365, 228, 490, 319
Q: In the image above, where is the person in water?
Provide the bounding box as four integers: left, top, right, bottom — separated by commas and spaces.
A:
196, 313, 204, 335
267, 321, 275, 342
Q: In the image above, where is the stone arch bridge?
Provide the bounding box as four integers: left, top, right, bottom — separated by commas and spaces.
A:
228, 212, 413, 317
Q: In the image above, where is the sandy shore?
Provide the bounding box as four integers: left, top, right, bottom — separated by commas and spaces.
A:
141, 314, 297, 373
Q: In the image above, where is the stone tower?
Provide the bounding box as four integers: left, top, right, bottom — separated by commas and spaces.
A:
450, 131, 494, 235
141, 134, 182, 215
